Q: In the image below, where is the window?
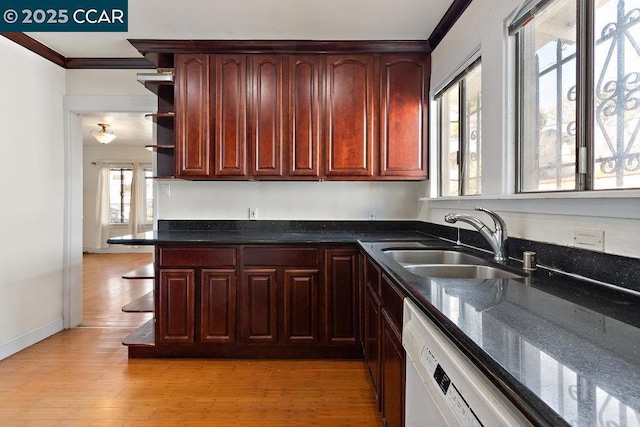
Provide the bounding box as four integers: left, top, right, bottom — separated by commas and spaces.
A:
109, 167, 153, 224
437, 60, 482, 196
515, 0, 640, 192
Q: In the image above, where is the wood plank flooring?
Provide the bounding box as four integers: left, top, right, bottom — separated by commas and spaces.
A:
0, 253, 381, 426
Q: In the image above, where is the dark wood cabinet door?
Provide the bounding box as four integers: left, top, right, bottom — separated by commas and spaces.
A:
212, 54, 248, 177
324, 55, 377, 177
251, 55, 285, 177
381, 309, 405, 427
158, 269, 195, 344
364, 282, 382, 405
240, 269, 278, 343
325, 249, 360, 345
282, 269, 320, 344
175, 54, 211, 177
380, 54, 430, 178
288, 55, 321, 177
200, 269, 236, 343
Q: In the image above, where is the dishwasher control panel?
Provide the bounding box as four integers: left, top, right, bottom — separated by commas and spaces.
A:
403, 298, 530, 426
421, 343, 482, 426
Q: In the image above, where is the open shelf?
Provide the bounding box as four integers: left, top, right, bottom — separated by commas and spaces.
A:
145, 144, 175, 151
123, 319, 155, 347
122, 263, 155, 279
122, 291, 154, 313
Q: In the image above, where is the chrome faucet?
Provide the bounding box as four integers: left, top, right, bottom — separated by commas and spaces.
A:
444, 207, 508, 262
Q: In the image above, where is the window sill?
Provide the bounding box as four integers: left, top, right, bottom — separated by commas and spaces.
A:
421, 190, 640, 220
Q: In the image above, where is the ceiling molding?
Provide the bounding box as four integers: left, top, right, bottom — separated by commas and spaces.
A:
427, 0, 473, 51
65, 57, 155, 69
1, 33, 154, 69
129, 39, 431, 68
1, 32, 66, 67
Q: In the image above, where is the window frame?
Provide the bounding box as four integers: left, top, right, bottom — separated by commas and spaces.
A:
436, 58, 482, 197
108, 165, 153, 226
514, 0, 640, 193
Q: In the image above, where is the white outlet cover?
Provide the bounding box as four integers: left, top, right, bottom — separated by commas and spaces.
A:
573, 229, 604, 252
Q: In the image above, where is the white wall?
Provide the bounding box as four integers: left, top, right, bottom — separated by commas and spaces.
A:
83, 145, 153, 253
158, 180, 427, 220
0, 37, 66, 359
423, 0, 640, 258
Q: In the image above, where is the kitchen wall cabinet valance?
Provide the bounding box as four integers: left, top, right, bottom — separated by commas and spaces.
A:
174, 51, 430, 181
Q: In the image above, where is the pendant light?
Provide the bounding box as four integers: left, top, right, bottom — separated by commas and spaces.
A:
91, 123, 117, 144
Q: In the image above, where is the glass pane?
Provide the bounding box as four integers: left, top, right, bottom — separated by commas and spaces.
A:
463, 64, 482, 195
109, 169, 132, 224
593, 0, 640, 189
519, 0, 577, 192
440, 86, 460, 196
145, 169, 154, 223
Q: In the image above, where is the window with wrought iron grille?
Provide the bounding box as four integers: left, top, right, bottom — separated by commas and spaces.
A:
109, 167, 153, 224
437, 60, 482, 196
514, 0, 640, 192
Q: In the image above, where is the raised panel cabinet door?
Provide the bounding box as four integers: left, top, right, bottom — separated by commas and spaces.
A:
364, 282, 382, 406
251, 55, 285, 177
175, 54, 211, 177
158, 269, 196, 344
282, 269, 320, 344
288, 55, 321, 177
380, 54, 430, 178
200, 269, 237, 343
381, 309, 405, 427
240, 269, 278, 343
325, 55, 377, 177
325, 248, 360, 345
212, 54, 248, 177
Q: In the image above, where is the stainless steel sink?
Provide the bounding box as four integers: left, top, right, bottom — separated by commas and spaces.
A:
405, 264, 523, 279
383, 249, 488, 266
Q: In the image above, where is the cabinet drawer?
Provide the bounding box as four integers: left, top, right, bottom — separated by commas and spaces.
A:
380, 275, 405, 328
243, 247, 319, 267
158, 247, 237, 267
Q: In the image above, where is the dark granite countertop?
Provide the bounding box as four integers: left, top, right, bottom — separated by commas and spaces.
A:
108, 220, 640, 426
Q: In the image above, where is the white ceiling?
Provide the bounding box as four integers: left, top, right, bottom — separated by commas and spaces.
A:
81, 113, 153, 147
26, 0, 454, 58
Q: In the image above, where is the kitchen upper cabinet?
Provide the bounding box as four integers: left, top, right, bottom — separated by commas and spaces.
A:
175, 54, 211, 178
158, 269, 196, 344
211, 54, 249, 177
288, 55, 322, 178
324, 55, 377, 177
251, 55, 285, 177
380, 54, 429, 178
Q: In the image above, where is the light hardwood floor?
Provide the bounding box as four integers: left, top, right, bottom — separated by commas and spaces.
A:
0, 253, 381, 426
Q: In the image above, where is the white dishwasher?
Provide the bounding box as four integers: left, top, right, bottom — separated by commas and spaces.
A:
402, 298, 530, 426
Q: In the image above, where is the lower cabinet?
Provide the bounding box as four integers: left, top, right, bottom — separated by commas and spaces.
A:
158, 269, 196, 344
200, 269, 237, 343
152, 244, 360, 357
362, 254, 406, 427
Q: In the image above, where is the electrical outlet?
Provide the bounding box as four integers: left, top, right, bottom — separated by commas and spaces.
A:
368, 209, 376, 221
160, 184, 171, 197
249, 207, 258, 220
573, 229, 604, 251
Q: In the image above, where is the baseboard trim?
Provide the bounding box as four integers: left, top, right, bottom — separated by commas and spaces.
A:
0, 317, 64, 361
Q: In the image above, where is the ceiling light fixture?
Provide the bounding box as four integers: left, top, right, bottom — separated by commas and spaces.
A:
91, 123, 117, 144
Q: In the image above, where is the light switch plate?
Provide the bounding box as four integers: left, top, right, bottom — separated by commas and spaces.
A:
573, 229, 604, 252
160, 184, 170, 197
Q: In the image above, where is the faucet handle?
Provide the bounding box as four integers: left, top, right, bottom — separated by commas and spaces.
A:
475, 207, 507, 231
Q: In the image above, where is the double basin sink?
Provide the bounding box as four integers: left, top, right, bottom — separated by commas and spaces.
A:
382, 243, 524, 280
